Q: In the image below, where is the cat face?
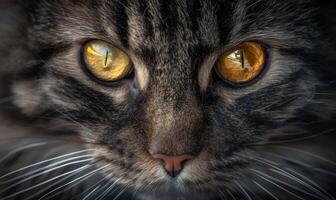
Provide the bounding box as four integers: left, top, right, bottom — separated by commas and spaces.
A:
9, 0, 334, 198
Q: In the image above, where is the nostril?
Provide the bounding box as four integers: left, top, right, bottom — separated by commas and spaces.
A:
152, 154, 195, 178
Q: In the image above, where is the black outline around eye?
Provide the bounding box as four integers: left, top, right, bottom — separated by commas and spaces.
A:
79, 40, 134, 87
214, 43, 269, 88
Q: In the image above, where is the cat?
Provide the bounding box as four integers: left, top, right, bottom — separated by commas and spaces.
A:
0, 0, 336, 200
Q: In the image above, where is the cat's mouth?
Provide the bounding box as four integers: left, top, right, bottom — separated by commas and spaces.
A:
89, 143, 250, 197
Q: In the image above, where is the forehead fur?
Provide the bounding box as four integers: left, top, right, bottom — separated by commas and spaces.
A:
27, 0, 317, 49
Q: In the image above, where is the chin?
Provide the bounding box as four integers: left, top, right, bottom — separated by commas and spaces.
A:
137, 182, 219, 200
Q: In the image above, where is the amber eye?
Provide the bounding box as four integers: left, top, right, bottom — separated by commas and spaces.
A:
215, 42, 267, 86
82, 40, 132, 82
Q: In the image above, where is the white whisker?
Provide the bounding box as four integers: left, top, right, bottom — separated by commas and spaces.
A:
263, 152, 336, 177
248, 128, 336, 146
96, 177, 122, 200
74, 174, 111, 200
39, 164, 110, 200
0, 149, 92, 180
0, 142, 47, 163
0, 158, 92, 194
93, 181, 113, 200
253, 157, 326, 199
2, 155, 92, 184
252, 180, 279, 200
270, 168, 329, 200
277, 146, 336, 166
113, 185, 129, 200
235, 181, 252, 200
1, 165, 90, 200
252, 169, 308, 200
285, 168, 335, 200
25, 165, 92, 200
82, 185, 101, 200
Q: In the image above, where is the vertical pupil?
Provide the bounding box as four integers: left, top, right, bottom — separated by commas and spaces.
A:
104, 50, 109, 68
240, 50, 245, 69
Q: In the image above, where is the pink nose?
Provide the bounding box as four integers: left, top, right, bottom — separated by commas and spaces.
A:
153, 154, 195, 178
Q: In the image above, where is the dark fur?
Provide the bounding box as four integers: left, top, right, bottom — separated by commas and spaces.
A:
0, 0, 335, 199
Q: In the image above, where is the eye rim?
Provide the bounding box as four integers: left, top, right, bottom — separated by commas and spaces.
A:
79, 39, 134, 86
214, 41, 269, 88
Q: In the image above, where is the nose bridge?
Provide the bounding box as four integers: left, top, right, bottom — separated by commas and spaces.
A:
146, 96, 203, 156
151, 101, 198, 134
145, 44, 203, 155
148, 68, 200, 137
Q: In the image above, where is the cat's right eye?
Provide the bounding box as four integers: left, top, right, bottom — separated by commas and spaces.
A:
81, 40, 133, 83
215, 42, 267, 87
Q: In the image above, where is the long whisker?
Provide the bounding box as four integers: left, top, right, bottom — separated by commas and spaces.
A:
74, 174, 111, 200
0, 142, 47, 163
96, 177, 122, 200
82, 185, 102, 200
246, 128, 336, 146
2, 155, 92, 184
251, 169, 305, 200
39, 164, 110, 200
276, 146, 336, 166
0, 158, 93, 194
0, 149, 92, 180
262, 152, 336, 177
252, 157, 328, 200
252, 169, 321, 200
112, 185, 129, 200
270, 168, 332, 200
239, 152, 334, 199
25, 164, 92, 200
285, 168, 335, 200
1, 165, 90, 200
252, 180, 279, 200
93, 181, 114, 200
234, 181, 252, 200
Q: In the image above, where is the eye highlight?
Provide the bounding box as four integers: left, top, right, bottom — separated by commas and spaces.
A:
215, 42, 267, 86
82, 40, 132, 82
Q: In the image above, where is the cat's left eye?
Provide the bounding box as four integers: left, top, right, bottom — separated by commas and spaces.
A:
81, 40, 132, 83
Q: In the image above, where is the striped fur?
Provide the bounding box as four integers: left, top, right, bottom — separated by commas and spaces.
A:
0, 0, 336, 199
